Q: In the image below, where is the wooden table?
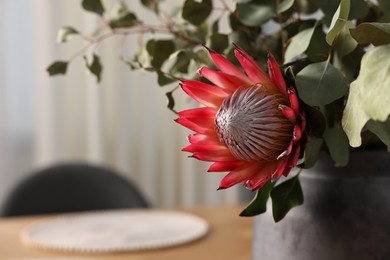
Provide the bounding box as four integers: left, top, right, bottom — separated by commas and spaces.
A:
0, 205, 252, 259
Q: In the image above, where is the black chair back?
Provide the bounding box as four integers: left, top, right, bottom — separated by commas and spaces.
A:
0, 163, 149, 217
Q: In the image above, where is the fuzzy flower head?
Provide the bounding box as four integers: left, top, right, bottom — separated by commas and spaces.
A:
176, 44, 307, 191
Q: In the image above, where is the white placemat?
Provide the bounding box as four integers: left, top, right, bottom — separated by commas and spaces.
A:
20, 209, 209, 253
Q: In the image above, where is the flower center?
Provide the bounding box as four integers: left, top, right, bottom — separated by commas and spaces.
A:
215, 84, 293, 162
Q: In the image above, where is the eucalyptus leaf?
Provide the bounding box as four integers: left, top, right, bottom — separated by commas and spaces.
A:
295, 0, 318, 15
277, 0, 295, 13
170, 51, 191, 74
323, 122, 349, 167
157, 71, 175, 86
326, 0, 350, 45
110, 1, 129, 18
165, 90, 176, 113
182, 0, 212, 25
350, 23, 390, 46
81, 0, 105, 16
109, 13, 139, 28
240, 181, 274, 217
295, 61, 348, 106
366, 119, 390, 153
349, 0, 368, 20
334, 20, 357, 57
83, 54, 103, 83
141, 0, 161, 13
342, 46, 390, 148
236, 3, 276, 27
305, 26, 330, 62
56, 27, 79, 43
304, 105, 326, 138
146, 39, 175, 69
284, 25, 316, 63
303, 137, 323, 168
271, 173, 303, 222
47, 61, 68, 76
109, 2, 139, 28
379, 0, 390, 22
207, 33, 228, 53
317, 0, 339, 26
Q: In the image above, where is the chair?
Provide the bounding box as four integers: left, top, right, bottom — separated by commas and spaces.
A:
0, 163, 149, 217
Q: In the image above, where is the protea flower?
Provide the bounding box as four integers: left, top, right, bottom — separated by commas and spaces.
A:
176, 44, 307, 191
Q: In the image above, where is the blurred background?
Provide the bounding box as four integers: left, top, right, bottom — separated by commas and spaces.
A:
0, 0, 243, 210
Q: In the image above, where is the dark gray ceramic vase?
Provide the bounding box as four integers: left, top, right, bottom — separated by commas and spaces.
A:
253, 150, 390, 260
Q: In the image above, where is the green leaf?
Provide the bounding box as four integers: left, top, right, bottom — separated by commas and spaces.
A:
146, 39, 175, 69
157, 71, 175, 86
366, 119, 390, 153
295, 61, 348, 106
110, 13, 138, 28
304, 105, 326, 138
284, 25, 317, 63
342, 46, 390, 148
350, 23, 390, 46
56, 27, 79, 43
170, 51, 191, 74
277, 0, 295, 13
295, 0, 318, 14
165, 90, 176, 113
207, 33, 228, 53
379, 0, 390, 22
83, 54, 103, 83
194, 48, 214, 67
236, 3, 276, 27
305, 26, 330, 62
271, 173, 303, 222
303, 137, 323, 168
211, 19, 219, 34
81, 0, 105, 16
47, 61, 68, 76
317, 0, 339, 26
140, 0, 161, 13
182, 0, 212, 25
326, 0, 350, 45
239, 181, 274, 217
323, 122, 349, 167
334, 20, 357, 57
109, 2, 139, 28
349, 0, 368, 20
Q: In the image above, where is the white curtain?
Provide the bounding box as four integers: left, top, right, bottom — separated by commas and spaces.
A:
0, 0, 241, 209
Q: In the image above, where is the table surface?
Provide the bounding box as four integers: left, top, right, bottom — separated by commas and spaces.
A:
0, 205, 252, 259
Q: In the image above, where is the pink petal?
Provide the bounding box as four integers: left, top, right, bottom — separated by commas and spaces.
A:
207, 48, 252, 84
288, 87, 299, 115
282, 167, 292, 177
248, 176, 271, 191
192, 150, 236, 162
279, 104, 297, 124
208, 161, 243, 172
218, 162, 260, 190
267, 52, 288, 97
233, 44, 272, 85
246, 162, 277, 190
175, 117, 214, 134
181, 80, 229, 108
197, 67, 248, 92
287, 144, 301, 168
293, 124, 302, 142
178, 107, 216, 119
188, 133, 220, 146
271, 158, 289, 180
182, 143, 228, 153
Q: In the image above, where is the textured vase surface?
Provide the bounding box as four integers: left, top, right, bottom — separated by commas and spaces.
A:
253, 151, 390, 260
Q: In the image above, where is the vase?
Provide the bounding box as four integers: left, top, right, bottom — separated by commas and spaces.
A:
253, 150, 390, 260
